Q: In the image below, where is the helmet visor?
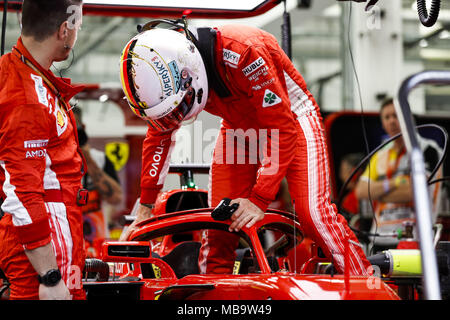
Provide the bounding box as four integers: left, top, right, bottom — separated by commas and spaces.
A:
139, 86, 195, 132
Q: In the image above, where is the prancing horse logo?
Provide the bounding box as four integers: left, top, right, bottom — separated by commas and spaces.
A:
105, 142, 129, 172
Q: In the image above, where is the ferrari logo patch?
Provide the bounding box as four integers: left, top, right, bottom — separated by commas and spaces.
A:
56, 110, 65, 128
262, 89, 281, 107
105, 142, 129, 172
53, 98, 68, 137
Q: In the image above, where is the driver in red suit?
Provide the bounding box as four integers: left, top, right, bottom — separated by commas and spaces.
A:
120, 22, 371, 276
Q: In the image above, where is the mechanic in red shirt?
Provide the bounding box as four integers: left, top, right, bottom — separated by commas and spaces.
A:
0, 0, 86, 299
119, 21, 372, 276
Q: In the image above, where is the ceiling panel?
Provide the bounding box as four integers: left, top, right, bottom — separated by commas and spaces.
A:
0, 0, 281, 18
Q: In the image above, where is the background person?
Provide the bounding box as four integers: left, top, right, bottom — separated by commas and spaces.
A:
73, 106, 123, 257
0, 0, 85, 300
355, 98, 443, 252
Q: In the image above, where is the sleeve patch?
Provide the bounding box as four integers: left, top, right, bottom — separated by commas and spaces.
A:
242, 57, 266, 77
223, 49, 241, 68
262, 89, 282, 108
30, 74, 48, 107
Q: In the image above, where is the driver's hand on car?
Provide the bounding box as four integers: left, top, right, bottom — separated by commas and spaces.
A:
119, 204, 153, 241
228, 198, 264, 232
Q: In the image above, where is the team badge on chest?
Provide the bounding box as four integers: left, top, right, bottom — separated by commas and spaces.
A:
54, 97, 68, 136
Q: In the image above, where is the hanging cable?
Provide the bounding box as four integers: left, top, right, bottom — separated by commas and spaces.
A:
345, 3, 379, 250
53, 48, 75, 79
1, 0, 7, 56
281, 0, 292, 59
417, 0, 441, 27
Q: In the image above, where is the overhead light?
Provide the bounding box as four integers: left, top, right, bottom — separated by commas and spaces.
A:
99, 94, 109, 103
439, 30, 450, 39
419, 39, 429, 47
323, 4, 340, 17
420, 48, 450, 60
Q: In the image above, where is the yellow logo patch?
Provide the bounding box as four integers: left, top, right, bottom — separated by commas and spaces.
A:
105, 142, 130, 172
57, 110, 65, 128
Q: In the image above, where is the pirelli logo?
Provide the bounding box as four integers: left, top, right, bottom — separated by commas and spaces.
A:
242, 57, 266, 77
24, 139, 49, 149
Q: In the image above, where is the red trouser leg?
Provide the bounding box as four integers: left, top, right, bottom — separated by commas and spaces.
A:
289, 111, 371, 276
0, 204, 85, 300
198, 127, 259, 274
198, 113, 371, 276
0, 214, 39, 299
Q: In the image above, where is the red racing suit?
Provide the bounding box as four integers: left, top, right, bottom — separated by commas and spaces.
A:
139, 25, 371, 276
0, 38, 86, 299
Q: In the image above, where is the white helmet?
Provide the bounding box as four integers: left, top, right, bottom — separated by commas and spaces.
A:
119, 27, 208, 132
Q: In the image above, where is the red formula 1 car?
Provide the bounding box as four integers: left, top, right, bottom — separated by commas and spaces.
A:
84, 211, 400, 300
81, 165, 400, 301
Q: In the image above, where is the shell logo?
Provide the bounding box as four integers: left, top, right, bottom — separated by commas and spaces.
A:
57, 110, 65, 128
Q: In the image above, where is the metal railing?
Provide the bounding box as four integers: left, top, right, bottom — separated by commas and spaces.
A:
395, 70, 450, 300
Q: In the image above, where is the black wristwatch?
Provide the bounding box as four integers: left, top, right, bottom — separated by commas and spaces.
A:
37, 269, 62, 287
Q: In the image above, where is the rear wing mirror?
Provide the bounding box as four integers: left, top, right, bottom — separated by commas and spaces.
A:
101, 241, 177, 279
101, 241, 151, 262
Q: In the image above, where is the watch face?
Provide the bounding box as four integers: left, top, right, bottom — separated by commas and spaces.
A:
47, 270, 61, 285
40, 269, 62, 287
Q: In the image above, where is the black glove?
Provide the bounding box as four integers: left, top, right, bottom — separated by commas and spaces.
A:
211, 198, 239, 221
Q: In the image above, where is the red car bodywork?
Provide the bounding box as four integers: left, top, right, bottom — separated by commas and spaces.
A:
87, 208, 399, 300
